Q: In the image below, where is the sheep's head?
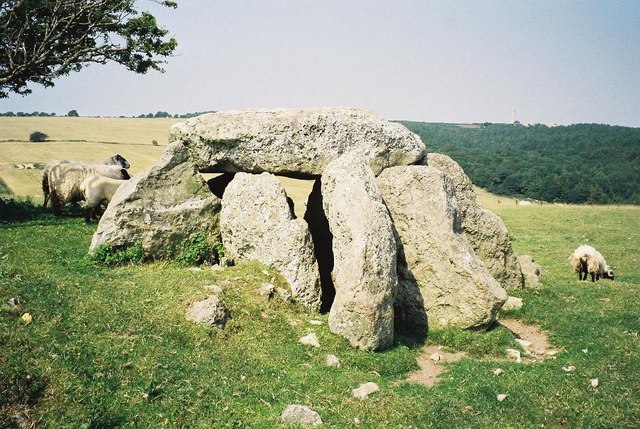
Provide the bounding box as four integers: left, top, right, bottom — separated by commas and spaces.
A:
603, 266, 614, 280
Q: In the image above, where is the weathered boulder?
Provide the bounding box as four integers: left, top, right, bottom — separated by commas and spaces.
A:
185, 295, 231, 328
377, 165, 507, 329
89, 142, 221, 258
281, 404, 322, 427
321, 154, 397, 350
518, 254, 543, 288
220, 172, 321, 310
169, 107, 426, 177
426, 153, 525, 290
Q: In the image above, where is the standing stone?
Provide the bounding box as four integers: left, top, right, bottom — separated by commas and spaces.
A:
321, 155, 397, 351
89, 142, 221, 259
518, 254, 543, 288
426, 153, 525, 290
377, 165, 507, 329
220, 172, 321, 310
169, 107, 426, 177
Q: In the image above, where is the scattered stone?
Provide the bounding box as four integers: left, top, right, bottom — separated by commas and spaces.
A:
497, 393, 508, 402
353, 417, 361, 425
506, 348, 522, 362
518, 254, 544, 288
8, 297, 20, 308
493, 368, 504, 376
185, 295, 231, 328
259, 283, 275, 299
20, 313, 32, 324
352, 382, 380, 400
323, 155, 397, 351
502, 296, 524, 311
590, 378, 599, 388
221, 172, 321, 310
563, 365, 576, 373
378, 165, 507, 330
326, 354, 341, 368
582, 348, 588, 354
204, 284, 223, 294
309, 319, 323, 325
299, 333, 320, 348
429, 352, 442, 362
281, 404, 322, 427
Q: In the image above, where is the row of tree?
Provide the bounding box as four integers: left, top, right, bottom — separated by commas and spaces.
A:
401, 122, 640, 205
1, 110, 78, 117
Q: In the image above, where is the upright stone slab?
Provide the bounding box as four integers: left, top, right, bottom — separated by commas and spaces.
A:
220, 172, 321, 310
377, 165, 507, 329
321, 154, 397, 350
169, 107, 426, 177
426, 153, 525, 290
89, 142, 221, 259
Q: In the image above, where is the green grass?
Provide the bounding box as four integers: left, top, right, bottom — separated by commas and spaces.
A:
1, 202, 639, 428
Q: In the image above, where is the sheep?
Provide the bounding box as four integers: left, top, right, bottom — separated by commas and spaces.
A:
79, 175, 128, 222
569, 245, 614, 282
46, 163, 130, 216
42, 154, 130, 208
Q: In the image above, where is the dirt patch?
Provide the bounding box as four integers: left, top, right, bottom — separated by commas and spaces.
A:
407, 345, 467, 387
407, 319, 559, 387
499, 318, 559, 362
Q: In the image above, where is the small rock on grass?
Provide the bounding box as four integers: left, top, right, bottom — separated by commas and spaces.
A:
497, 393, 508, 402
259, 283, 275, 299
429, 352, 442, 362
352, 382, 379, 400
506, 348, 522, 362
326, 354, 341, 368
562, 365, 576, 373
185, 295, 230, 328
493, 368, 504, 376
281, 404, 322, 426
299, 333, 320, 348
590, 378, 599, 388
502, 296, 523, 310
21, 313, 32, 324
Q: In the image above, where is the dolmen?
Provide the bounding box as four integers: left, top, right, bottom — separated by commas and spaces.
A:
90, 107, 524, 351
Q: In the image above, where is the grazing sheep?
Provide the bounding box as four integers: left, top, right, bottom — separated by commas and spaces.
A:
42, 154, 130, 207
569, 245, 614, 282
79, 175, 128, 222
47, 163, 130, 216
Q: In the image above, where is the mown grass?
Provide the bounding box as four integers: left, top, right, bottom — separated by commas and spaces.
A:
1, 199, 639, 428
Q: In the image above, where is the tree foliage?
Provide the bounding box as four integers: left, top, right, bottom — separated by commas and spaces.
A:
402, 122, 640, 205
0, 0, 178, 98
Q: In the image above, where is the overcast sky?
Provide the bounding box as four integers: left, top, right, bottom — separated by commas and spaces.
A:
1, 0, 639, 126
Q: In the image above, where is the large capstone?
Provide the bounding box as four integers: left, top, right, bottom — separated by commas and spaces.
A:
169, 107, 426, 177
220, 172, 321, 310
321, 154, 397, 351
89, 142, 221, 259
377, 165, 507, 329
426, 153, 525, 290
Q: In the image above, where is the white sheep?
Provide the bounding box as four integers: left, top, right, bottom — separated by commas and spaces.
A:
46, 163, 130, 215
79, 175, 128, 222
42, 154, 130, 208
569, 245, 614, 282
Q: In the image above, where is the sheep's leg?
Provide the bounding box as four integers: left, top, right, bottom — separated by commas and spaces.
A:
84, 208, 92, 223
50, 193, 63, 216
590, 273, 595, 282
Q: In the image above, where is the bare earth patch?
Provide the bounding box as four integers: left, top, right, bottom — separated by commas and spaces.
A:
408, 319, 558, 387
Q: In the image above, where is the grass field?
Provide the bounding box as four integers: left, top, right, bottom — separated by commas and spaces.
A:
0, 117, 179, 198
1, 118, 639, 427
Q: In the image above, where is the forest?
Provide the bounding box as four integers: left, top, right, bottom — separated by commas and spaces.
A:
401, 122, 640, 205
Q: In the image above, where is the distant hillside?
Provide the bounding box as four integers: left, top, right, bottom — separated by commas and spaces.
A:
401, 122, 640, 205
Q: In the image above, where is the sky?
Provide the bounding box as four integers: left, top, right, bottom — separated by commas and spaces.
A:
1, 0, 639, 126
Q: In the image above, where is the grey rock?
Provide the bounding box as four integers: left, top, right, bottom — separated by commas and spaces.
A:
220, 172, 321, 310
502, 296, 523, 311
352, 382, 380, 400
169, 107, 425, 178
299, 333, 321, 348
326, 354, 341, 368
426, 153, 524, 290
322, 154, 397, 351
185, 295, 230, 328
259, 283, 275, 299
281, 404, 323, 427
377, 165, 507, 329
89, 142, 221, 259
519, 254, 543, 288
